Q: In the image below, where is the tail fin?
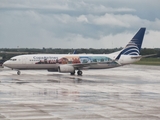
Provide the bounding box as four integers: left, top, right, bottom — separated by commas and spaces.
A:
115, 28, 146, 60
73, 50, 77, 54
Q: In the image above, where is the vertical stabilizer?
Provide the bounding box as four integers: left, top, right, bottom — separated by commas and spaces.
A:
115, 28, 146, 60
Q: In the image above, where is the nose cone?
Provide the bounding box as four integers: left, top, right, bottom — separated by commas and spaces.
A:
3, 60, 18, 69
3, 60, 9, 67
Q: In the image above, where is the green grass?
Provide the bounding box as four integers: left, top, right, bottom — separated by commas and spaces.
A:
134, 58, 160, 65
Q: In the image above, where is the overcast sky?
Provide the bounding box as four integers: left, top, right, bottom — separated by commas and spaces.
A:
0, 0, 160, 49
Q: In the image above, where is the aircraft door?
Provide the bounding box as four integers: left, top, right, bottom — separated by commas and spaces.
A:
22, 56, 28, 68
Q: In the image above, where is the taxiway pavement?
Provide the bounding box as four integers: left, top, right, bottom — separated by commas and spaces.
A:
0, 65, 160, 120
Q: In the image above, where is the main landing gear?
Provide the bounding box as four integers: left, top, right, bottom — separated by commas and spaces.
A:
77, 70, 82, 76
70, 70, 83, 76
70, 71, 75, 75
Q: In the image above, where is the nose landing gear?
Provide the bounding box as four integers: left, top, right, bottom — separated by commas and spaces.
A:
17, 70, 21, 75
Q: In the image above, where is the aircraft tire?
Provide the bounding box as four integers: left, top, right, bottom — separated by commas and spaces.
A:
77, 70, 82, 76
70, 71, 75, 75
17, 71, 21, 75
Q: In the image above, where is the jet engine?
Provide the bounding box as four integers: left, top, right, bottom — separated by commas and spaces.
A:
58, 65, 75, 73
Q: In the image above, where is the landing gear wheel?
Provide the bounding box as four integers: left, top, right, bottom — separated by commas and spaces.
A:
17, 71, 21, 75
77, 70, 82, 76
70, 71, 75, 75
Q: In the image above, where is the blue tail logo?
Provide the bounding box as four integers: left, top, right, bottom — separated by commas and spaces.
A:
116, 28, 146, 60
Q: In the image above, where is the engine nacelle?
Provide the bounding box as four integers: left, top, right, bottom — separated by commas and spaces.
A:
58, 65, 75, 73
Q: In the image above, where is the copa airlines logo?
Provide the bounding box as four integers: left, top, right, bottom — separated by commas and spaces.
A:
33, 56, 58, 60
115, 39, 142, 60
122, 40, 140, 55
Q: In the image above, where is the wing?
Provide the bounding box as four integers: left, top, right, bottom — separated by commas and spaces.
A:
71, 61, 118, 69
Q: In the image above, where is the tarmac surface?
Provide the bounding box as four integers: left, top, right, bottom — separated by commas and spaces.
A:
0, 65, 160, 120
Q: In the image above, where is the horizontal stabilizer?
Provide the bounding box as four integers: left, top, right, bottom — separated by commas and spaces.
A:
141, 54, 157, 58
131, 54, 157, 59
131, 55, 142, 59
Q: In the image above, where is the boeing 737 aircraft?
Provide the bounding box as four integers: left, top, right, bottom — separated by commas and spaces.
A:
3, 28, 147, 76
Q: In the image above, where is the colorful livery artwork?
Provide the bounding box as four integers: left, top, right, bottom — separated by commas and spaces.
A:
35, 56, 117, 65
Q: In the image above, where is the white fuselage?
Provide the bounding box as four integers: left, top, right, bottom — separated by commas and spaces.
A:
3, 53, 141, 71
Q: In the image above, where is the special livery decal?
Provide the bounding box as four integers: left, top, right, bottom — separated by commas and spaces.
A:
35, 55, 118, 65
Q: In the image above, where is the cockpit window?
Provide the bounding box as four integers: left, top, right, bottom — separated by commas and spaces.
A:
10, 59, 17, 61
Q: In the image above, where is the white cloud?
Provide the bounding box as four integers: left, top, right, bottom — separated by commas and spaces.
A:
0, 0, 72, 11
77, 15, 88, 23
0, 0, 160, 48
90, 5, 136, 13
92, 13, 130, 27
144, 30, 160, 48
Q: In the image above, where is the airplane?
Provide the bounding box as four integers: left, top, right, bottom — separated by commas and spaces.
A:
3, 28, 148, 76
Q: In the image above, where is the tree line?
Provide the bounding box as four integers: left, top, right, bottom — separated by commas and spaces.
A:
0, 48, 160, 60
